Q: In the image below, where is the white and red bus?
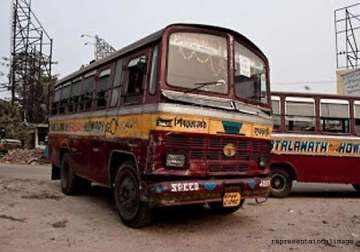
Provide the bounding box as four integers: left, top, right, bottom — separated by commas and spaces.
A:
49, 24, 273, 227
270, 91, 360, 197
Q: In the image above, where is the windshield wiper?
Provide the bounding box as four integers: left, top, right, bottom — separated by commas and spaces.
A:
184, 80, 225, 93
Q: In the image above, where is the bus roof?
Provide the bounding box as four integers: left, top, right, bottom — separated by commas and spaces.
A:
271, 91, 360, 101
55, 23, 267, 88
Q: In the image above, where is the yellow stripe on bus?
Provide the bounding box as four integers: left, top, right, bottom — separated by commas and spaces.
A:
49, 113, 272, 140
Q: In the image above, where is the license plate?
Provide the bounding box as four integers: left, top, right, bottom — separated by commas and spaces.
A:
223, 192, 241, 207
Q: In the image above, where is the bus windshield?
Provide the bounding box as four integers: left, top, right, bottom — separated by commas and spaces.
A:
166, 32, 269, 106
167, 32, 229, 94
234, 41, 268, 104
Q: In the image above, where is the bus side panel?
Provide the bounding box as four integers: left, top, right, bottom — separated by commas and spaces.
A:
79, 138, 148, 186
70, 136, 91, 180
104, 139, 149, 181
48, 129, 150, 186
85, 137, 108, 183
49, 134, 86, 175
271, 154, 360, 184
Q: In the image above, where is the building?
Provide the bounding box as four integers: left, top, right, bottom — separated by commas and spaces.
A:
337, 68, 360, 96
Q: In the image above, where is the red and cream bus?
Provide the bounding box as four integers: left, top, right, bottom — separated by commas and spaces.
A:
49, 23, 273, 227
270, 91, 360, 197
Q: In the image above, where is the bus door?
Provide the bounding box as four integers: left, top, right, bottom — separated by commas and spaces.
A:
87, 66, 113, 184
70, 73, 97, 178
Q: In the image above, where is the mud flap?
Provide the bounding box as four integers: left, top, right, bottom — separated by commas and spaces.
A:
51, 165, 60, 180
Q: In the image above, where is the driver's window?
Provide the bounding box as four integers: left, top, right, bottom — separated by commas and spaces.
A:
124, 55, 147, 104
234, 41, 267, 103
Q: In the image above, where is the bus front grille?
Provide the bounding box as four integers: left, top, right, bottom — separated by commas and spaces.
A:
208, 164, 249, 173
164, 134, 271, 173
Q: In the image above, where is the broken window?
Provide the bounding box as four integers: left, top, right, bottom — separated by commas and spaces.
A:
124, 55, 147, 104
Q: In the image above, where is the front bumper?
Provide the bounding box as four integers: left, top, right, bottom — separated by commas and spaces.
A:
148, 177, 271, 207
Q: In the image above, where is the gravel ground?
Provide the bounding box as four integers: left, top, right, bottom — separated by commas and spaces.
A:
0, 164, 359, 252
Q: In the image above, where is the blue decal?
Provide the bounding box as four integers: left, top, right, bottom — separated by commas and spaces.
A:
154, 185, 166, 193
222, 121, 243, 134
204, 182, 217, 191
248, 179, 257, 190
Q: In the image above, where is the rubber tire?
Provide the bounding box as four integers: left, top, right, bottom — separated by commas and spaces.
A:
352, 184, 360, 193
209, 199, 244, 215
114, 162, 152, 228
60, 153, 81, 195
270, 169, 292, 198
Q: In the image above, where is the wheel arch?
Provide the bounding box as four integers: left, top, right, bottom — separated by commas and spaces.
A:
108, 150, 139, 187
270, 162, 298, 181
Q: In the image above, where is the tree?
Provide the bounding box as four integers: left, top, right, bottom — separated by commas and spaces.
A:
8, 51, 56, 123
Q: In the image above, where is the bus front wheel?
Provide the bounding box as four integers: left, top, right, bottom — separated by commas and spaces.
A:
270, 169, 292, 198
353, 184, 360, 193
114, 162, 152, 228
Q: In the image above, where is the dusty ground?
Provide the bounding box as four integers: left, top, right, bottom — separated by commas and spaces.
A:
0, 164, 359, 252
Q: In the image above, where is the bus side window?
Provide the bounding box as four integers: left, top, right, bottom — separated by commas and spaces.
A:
69, 78, 81, 113
51, 88, 61, 115
59, 83, 71, 114
271, 97, 281, 131
149, 45, 160, 95
81, 72, 96, 111
355, 102, 360, 135
320, 99, 349, 134
124, 55, 147, 104
285, 98, 315, 132
110, 58, 124, 107
96, 68, 112, 109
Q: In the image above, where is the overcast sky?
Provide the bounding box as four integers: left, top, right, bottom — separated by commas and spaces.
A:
0, 0, 358, 98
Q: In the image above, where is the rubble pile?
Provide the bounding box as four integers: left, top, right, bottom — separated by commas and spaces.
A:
0, 148, 44, 164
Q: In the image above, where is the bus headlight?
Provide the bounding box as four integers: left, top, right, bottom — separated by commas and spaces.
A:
259, 156, 267, 168
166, 153, 186, 168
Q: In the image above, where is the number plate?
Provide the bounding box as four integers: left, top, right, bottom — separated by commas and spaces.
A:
223, 192, 241, 207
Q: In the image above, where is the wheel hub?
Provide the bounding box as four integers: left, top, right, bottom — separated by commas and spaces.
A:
117, 174, 139, 220
271, 174, 286, 191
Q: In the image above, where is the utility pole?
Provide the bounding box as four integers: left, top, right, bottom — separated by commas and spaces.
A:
81, 34, 116, 60
335, 3, 360, 69
9, 0, 54, 122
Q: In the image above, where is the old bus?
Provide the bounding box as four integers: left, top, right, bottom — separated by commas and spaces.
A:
49, 24, 272, 227
270, 91, 360, 197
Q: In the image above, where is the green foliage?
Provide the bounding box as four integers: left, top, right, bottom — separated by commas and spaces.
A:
0, 100, 29, 142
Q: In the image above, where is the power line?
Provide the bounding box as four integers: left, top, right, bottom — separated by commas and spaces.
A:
271, 80, 336, 85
